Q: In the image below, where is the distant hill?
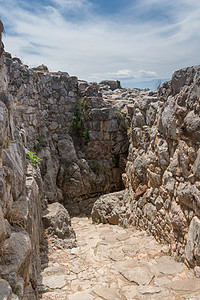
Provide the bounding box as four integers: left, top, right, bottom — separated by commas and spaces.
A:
124, 78, 169, 90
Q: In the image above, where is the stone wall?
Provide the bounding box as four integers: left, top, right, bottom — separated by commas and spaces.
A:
1, 18, 200, 298
5, 59, 128, 215
124, 66, 200, 268
0, 32, 44, 299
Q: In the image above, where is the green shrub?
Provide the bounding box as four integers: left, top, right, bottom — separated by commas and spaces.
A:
26, 151, 42, 168
73, 97, 90, 144
83, 127, 90, 145
115, 107, 127, 129
116, 80, 122, 89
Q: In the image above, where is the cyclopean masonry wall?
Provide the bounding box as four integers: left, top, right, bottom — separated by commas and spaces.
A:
0, 30, 44, 299
6, 58, 128, 215
124, 65, 200, 268
0, 29, 76, 299
5, 43, 200, 271
1, 18, 200, 298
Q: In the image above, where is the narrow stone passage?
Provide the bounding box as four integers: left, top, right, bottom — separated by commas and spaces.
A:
38, 218, 200, 300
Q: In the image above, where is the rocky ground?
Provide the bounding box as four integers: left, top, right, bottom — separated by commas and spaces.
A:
37, 218, 200, 300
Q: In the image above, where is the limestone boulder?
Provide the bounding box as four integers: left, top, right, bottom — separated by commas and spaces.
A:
0, 279, 12, 300
133, 155, 150, 185
157, 96, 177, 139
157, 138, 170, 169
170, 201, 187, 232
39, 148, 62, 203
184, 110, 200, 143
99, 80, 119, 90
2, 141, 26, 201
146, 102, 158, 126
147, 168, 162, 188
193, 148, 200, 179
186, 216, 200, 266
144, 203, 157, 222
162, 170, 175, 195
0, 205, 6, 242
177, 182, 200, 211
91, 190, 126, 225
58, 136, 77, 164
171, 66, 197, 95
43, 202, 76, 241
25, 164, 44, 280
0, 231, 32, 288
0, 101, 9, 149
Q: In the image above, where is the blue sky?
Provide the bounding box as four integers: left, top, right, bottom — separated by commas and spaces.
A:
0, 0, 200, 89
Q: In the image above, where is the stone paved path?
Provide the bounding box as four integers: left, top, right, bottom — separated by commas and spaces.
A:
38, 217, 200, 300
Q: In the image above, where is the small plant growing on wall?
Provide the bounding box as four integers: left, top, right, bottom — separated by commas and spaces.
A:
115, 107, 127, 130
35, 136, 46, 152
73, 97, 90, 145
26, 151, 42, 168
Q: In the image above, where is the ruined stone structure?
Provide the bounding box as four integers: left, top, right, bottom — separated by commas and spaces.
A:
0, 27, 128, 299
1, 20, 200, 299
7, 58, 128, 215
124, 66, 200, 267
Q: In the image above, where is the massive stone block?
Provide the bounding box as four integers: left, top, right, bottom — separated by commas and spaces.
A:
91, 190, 126, 225
43, 202, 76, 242
186, 216, 200, 267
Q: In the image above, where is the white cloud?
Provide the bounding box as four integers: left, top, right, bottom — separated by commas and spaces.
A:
113, 69, 133, 78
99, 69, 134, 80
1, 0, 200, 87
51, 0, 92, 13
139, 70, 158, 79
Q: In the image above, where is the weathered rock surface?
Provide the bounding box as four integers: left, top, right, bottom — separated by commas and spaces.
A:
124, 65, 200, 266
185, 216, 200, 267
0, 26, 45, 299
6, 57, 128, 215
42, 202, 76, 248
1, 16, 200, 299
120, 266, 154, 285
38, 217, 199, 300
0, 279, 12, 300
91, 190, 125, 225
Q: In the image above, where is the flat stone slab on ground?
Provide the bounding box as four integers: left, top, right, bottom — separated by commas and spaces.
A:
41, 291, 66, 300
137, 286, 162, 294
121, 285, 171, 300
120, 266, 154, 285
93, 287, 122, 300
164, 278, 200, 291
182, 293, 200, 299
39, 217, 200, 299
67, 290, 95, 300
41, 275, 66, 289
152, 261, 184, 275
